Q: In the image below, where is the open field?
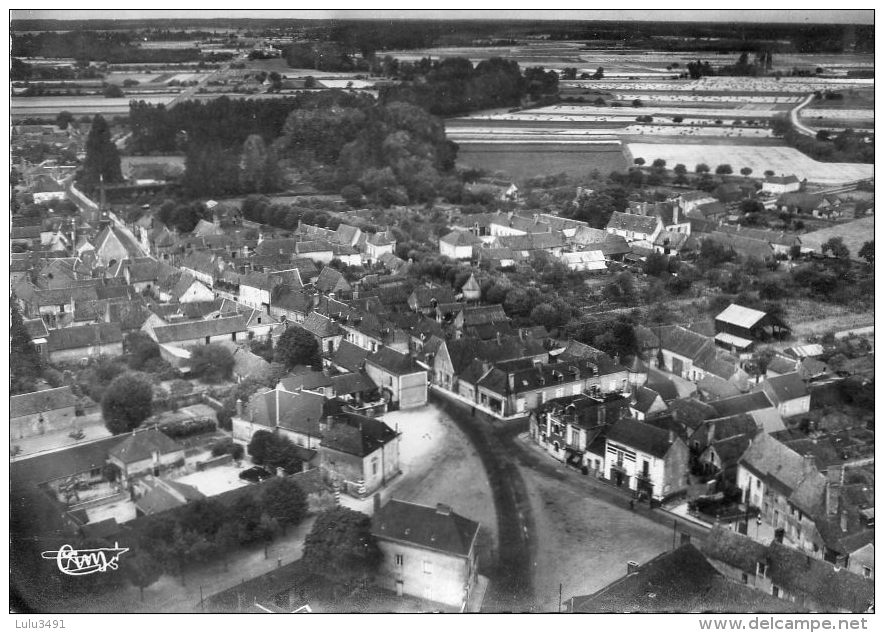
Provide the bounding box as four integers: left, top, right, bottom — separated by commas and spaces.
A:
457, 142, 627, 181
626, 142, 873, 184
12, 94, 176, 118
798, 215, 875, 260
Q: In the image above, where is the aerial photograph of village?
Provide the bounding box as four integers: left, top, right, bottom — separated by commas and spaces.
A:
8, 8, 876, 618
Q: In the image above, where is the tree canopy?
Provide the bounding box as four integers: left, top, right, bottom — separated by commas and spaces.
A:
10, 296, 43, 395
188, 344, 234, 383
79, 114, 122, 190
301, 507, 381, 582
274, 327, 321, 370
102, 372, 153, 434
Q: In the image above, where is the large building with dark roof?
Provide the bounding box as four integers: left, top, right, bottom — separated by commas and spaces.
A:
372, 499, 481, 609
604, 417, 689, 500
364, 346, 428, 409
319, 413, 400, 497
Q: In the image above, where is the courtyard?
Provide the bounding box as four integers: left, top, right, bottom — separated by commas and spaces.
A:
339, 404, 499, 565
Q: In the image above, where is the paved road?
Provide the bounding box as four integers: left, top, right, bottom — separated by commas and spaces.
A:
430, 393, 535, 612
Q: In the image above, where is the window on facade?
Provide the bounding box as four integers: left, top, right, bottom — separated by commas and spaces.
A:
772, 586, 780, 598
756, 479, 761, 489
642, 460, 650, 477
372, 459, 379, 475
395, 554, 403, 567
756, 562, 767, 578
863, 566, 872, 578
741, 573, 748, 585
423, 560, 432, 574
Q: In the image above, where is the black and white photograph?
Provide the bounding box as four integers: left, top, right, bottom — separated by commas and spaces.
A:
7, 6, 876, 620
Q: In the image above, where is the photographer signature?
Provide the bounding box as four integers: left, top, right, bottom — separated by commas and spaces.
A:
41, 543, 129, 576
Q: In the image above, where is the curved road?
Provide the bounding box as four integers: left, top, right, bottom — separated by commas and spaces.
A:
789, 93, 818, 137
431, 392, 709, 612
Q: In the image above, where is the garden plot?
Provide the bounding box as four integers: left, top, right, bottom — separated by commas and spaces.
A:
11, 94, 176, 118
798, 216, 875, 260
609, 93, 802, 104
626, 142, 873, 184
800, 108, 874, 120
316, 79, 375, 89
693, 76, 874, 92
524, 104, 784, 119
174, 464, 250, 497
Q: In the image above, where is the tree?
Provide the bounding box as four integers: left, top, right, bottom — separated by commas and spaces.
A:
633, 157, 646, 167
858, 241, 874, 266
274, 327, 321, 370
125, 331, 160, 370
651, 158, 667, 171
248, 430, 276, 465
101, 372, 153, 435
592, 66, 604, 80
745, 348, 775, 383
239, 134, 282, 194
189, 344, 234, 383
341, 184, 364, 207
822, 236, 849, 260
764, 170, 776, 178
56, 110, 74, 130
79, 114, 122, 190
302, 508, 381, 583
740, 167, 753, 178
121, 550, 162, 601
103, 84, 124, 98
695, 163, 710, 175
715, 164, 733, 175
261, 478, 308, 531
10, 296, 43, 395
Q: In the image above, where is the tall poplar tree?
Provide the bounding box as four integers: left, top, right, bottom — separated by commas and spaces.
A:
79, 114, 122, 190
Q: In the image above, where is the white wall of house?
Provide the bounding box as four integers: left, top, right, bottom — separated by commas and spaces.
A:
178, 281, 215, 304
239, 285, 270, 310
439, 242, 473, 260
375, 538, 476, 608
49, 342, 124, 364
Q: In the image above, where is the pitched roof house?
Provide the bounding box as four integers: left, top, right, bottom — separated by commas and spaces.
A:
372, 499, 482, 609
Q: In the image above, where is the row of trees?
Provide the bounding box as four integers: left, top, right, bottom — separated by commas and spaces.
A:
377, 56, 556, 116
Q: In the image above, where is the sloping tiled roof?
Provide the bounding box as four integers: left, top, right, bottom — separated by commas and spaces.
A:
701, 527, 874, 613
331, 371, 377, 395
606, 418, 675, 458
372, 499, 480, 558
276, 389, 325, 437
314, 267, 350, 295
715, 304, 767, 329
151, 314, 248, 344
329, 340, 370, 372
108, 429, 183, 464
738, 434, 825, 515
657, 325, 712, 361
764, 372, 808, 402
569, 543, 796, 613
708, 392, 773, 418
47, 323, 122, 351
321, 413, 398, 457
300, 312, 342, 339
366, 346, 422, 376
23, 318, 50, 340
11, 386, 78, 418
440, 230, 481, 247
280, 369, 333, 392
606, 211, 659, 235
461, 304, 509, 327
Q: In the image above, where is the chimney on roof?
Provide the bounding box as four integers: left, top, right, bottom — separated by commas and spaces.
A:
802, 454, 815, 474
496, 331, 502, 346
826, 465, 843, 516
436, 503, 451, 516
627, 561, 639, 574
668, 429, 675, 444
840, 510, 848, 532
236, 398, 243, 417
